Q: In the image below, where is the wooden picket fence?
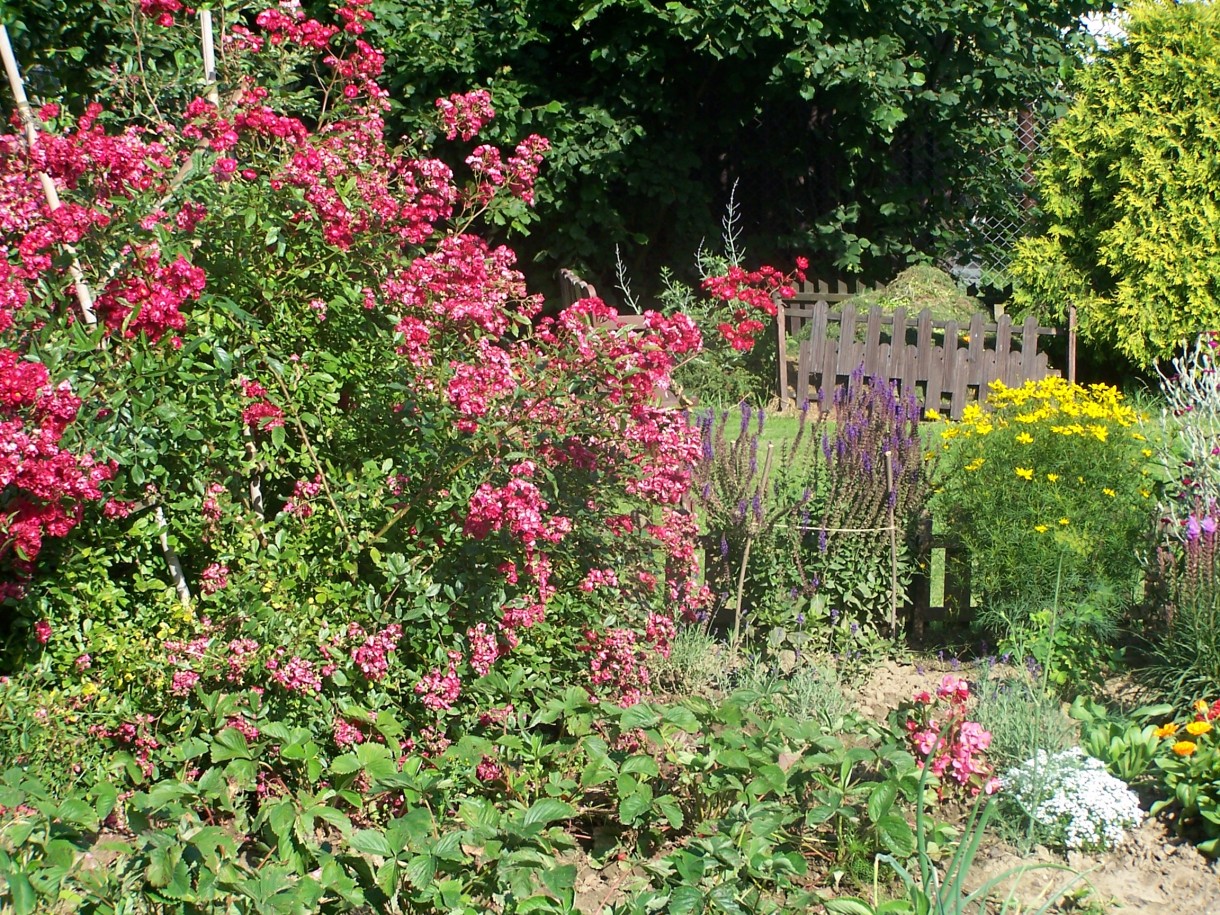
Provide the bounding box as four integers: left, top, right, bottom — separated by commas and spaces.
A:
558, 268, 599, 307
777, 281, 1060, 418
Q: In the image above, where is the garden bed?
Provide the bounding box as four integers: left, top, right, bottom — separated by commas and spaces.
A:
849, 659, 1220, 913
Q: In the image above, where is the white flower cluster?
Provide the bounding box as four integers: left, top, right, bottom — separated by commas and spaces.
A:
1001, 747, 1144, 852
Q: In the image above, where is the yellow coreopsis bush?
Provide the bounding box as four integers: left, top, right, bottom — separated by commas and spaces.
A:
933, 378, 1154, 685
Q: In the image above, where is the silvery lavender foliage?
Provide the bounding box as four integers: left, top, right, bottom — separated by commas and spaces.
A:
1154, 335, 1220, 538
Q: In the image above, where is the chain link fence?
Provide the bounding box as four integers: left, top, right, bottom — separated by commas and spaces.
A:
947, 108, 1048, 294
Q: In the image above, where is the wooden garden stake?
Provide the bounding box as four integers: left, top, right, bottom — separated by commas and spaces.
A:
733, 442, 774, 652
0, 23, 98, 327
200, 10, 220, 106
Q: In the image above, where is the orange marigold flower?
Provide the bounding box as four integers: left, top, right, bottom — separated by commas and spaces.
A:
1186, 720, 1213, 737
1172, 740, 1198, 757
1154, 723, 1178, 739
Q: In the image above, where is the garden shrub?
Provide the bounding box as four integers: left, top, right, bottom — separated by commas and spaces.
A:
1145, 336, 1220, 704
0, 0, 755, 795
655, 196, 807, 407
1010, 0, 1220, 369
1150, 698, 1220, 856
933, 377, 1153, 690
692, 369, 930, 650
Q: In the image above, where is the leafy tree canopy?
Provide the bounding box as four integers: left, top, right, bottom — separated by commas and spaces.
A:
2, 0, 1107, 288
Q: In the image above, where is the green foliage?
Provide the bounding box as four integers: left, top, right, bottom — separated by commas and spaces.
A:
1069, 696, 1172, 784
0, 686, 931, 912
933, 378, 1154, 689
733, 657, 851, 733
1011, 0, 1220, 369
322, 0, 1105, 281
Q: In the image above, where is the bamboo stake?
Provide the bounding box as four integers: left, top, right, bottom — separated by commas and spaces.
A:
886, 450, 899, 638
732, 443, 775, 651
200, 10, 220, 106
0, 24, 97, 327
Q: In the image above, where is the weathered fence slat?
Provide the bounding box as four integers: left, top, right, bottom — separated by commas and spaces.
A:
781, 296, 1060, 418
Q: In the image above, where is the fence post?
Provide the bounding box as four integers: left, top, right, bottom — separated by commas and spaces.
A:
1068, 304, 1077, 385
776, 300, 788, 411
908, 512, 933, 641
943, 535, 971, 624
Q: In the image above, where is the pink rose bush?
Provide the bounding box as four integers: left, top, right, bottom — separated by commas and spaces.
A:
0, 0, 711, 783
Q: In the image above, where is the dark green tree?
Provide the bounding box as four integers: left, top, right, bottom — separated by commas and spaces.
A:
367, 0, 1106, 287
1, 0, 1107, 289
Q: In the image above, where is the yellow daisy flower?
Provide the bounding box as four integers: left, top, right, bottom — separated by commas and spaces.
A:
1015, 432, 1034, 444
1058, 517, 1070, 526
1034, 524, 1049, 533
1186, 720, 1213, 737
1015, 467, 1034, 481
1046, 473, 1059, 483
